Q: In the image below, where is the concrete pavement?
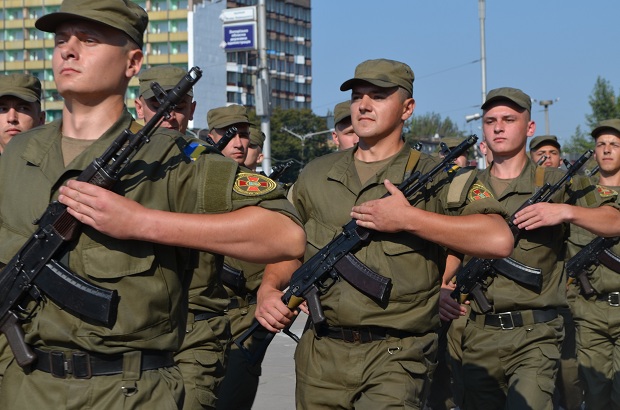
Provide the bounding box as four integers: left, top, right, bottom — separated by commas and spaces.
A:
252, 312, 307, 409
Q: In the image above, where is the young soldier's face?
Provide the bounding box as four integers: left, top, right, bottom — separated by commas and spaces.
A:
594, 132, 620, 176
0, 96, 44, 153
332, 118, 359, 150
136, 95, 195, 134
53, 21, 142, 99
210, 123, 250, 164
482, 102, 535, 158
350, 83, 413, 141
531, 144, 561, 168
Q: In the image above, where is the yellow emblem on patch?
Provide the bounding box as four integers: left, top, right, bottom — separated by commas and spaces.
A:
233, 172, 277, 196
468, 182, 493, 201
597, 185, 618, 198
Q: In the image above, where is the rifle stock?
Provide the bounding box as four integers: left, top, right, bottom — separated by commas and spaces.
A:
0, 67, 202, 367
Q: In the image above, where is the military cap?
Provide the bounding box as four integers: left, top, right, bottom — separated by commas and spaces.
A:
439, 137, 466, 151
529, 135, 561, 151
207, 105, 250, 130
36, 0, 149, 49
591, 119, 620, 139
249, 126, 265, 149
340, 59, 414, 95
481, 87, 532, 113
333, 100, 352, 126
139, 65, 192, 100
0, 73, 42, 103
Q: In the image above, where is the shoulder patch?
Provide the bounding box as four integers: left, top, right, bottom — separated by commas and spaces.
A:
468, 182, 494, 201
233, 172, 277, 196
183, 141, 218, 161
597, 185, 618, 198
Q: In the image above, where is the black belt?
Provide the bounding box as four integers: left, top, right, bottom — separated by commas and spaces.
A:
227, 295, 257, 310
470, 309, 558, 330
34, 348, 174, 379
316, 325, 414, 343
191, 311, 223, 322
596, 291, 620, 306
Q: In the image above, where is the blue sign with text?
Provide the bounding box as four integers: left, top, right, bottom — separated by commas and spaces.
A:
223, 23, 257, 52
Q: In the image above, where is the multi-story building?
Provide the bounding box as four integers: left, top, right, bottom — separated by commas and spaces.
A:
0, 0, 312, 129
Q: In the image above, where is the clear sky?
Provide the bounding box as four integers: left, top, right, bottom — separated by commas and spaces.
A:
310, 0, 620, 146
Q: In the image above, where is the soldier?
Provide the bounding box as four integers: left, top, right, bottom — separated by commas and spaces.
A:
331, 100, 359, 150
528, 133, 583, 410
0, 1, 305, 409
0, 72, 46, 387
441, 87, 619, 409
206, 105, 251, 163
245, 126, 265, 171
256, 58, 514, 409
564, 119, 620, 410
438, 136, 469, 168
134, 64, 196, 134
0, 73, 45, 154
524, 119, 620, 409
529, 134, 562, 168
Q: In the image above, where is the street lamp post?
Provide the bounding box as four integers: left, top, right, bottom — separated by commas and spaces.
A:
281, 126, 332, 167
536, 98, 559, 135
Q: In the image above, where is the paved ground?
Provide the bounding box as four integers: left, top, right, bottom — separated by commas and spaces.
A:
252, 312, 307, 409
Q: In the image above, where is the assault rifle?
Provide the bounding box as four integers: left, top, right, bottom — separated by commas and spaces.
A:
0, 67, 202, 367
567, 236, 620, 296
235, 135, 478, 364
268, 160, 294, 181
452, 150, 593, 313
204, 126, 238, 153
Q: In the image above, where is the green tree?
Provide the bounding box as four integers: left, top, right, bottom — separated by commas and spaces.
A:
565, 76, 620, 154
585, 76, 620, 129
403, 112, 466, 146
249, 107, 333, 182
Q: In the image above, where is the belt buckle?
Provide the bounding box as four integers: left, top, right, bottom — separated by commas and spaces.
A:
71, 351, 92, 379
609, 292, 620, 307
498, 312, 515, 330
49, 351, 67, 378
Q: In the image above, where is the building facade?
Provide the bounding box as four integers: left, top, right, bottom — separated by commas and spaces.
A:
0, 0, 312, 129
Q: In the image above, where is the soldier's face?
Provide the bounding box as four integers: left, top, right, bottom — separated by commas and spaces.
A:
531, 144, 561, 168
332, 118, 358, 150
136, 95, 195, 134
211, 123, 250, 164
350, 83, 414, 141
594, 132, 620, 176
482, 103, 535, 159
53, 21, 142, 99
0, 96, 44, 153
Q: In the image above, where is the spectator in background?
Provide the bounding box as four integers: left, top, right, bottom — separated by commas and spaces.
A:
245, 126, 265, 171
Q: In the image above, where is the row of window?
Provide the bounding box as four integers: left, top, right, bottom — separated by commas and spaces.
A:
1, 6, 59, 21
234, 0, 310, 22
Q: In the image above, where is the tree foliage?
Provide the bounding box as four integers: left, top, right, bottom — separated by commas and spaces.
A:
249, 107, 333, 182
403, 112, 466, 146
565, 76, 620, 154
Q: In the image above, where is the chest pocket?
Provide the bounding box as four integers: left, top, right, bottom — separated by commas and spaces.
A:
77, 231, 155, 280
381, 233, 427, 256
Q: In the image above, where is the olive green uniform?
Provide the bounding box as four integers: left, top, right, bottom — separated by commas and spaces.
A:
216, 257, 265, 410
0, 110, 298, 410
292, 145, 505, 410
461, 160, 576, 410
567, 183, 620, 410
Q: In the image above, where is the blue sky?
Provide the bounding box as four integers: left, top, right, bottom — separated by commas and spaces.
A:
310, 0, 620, 146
